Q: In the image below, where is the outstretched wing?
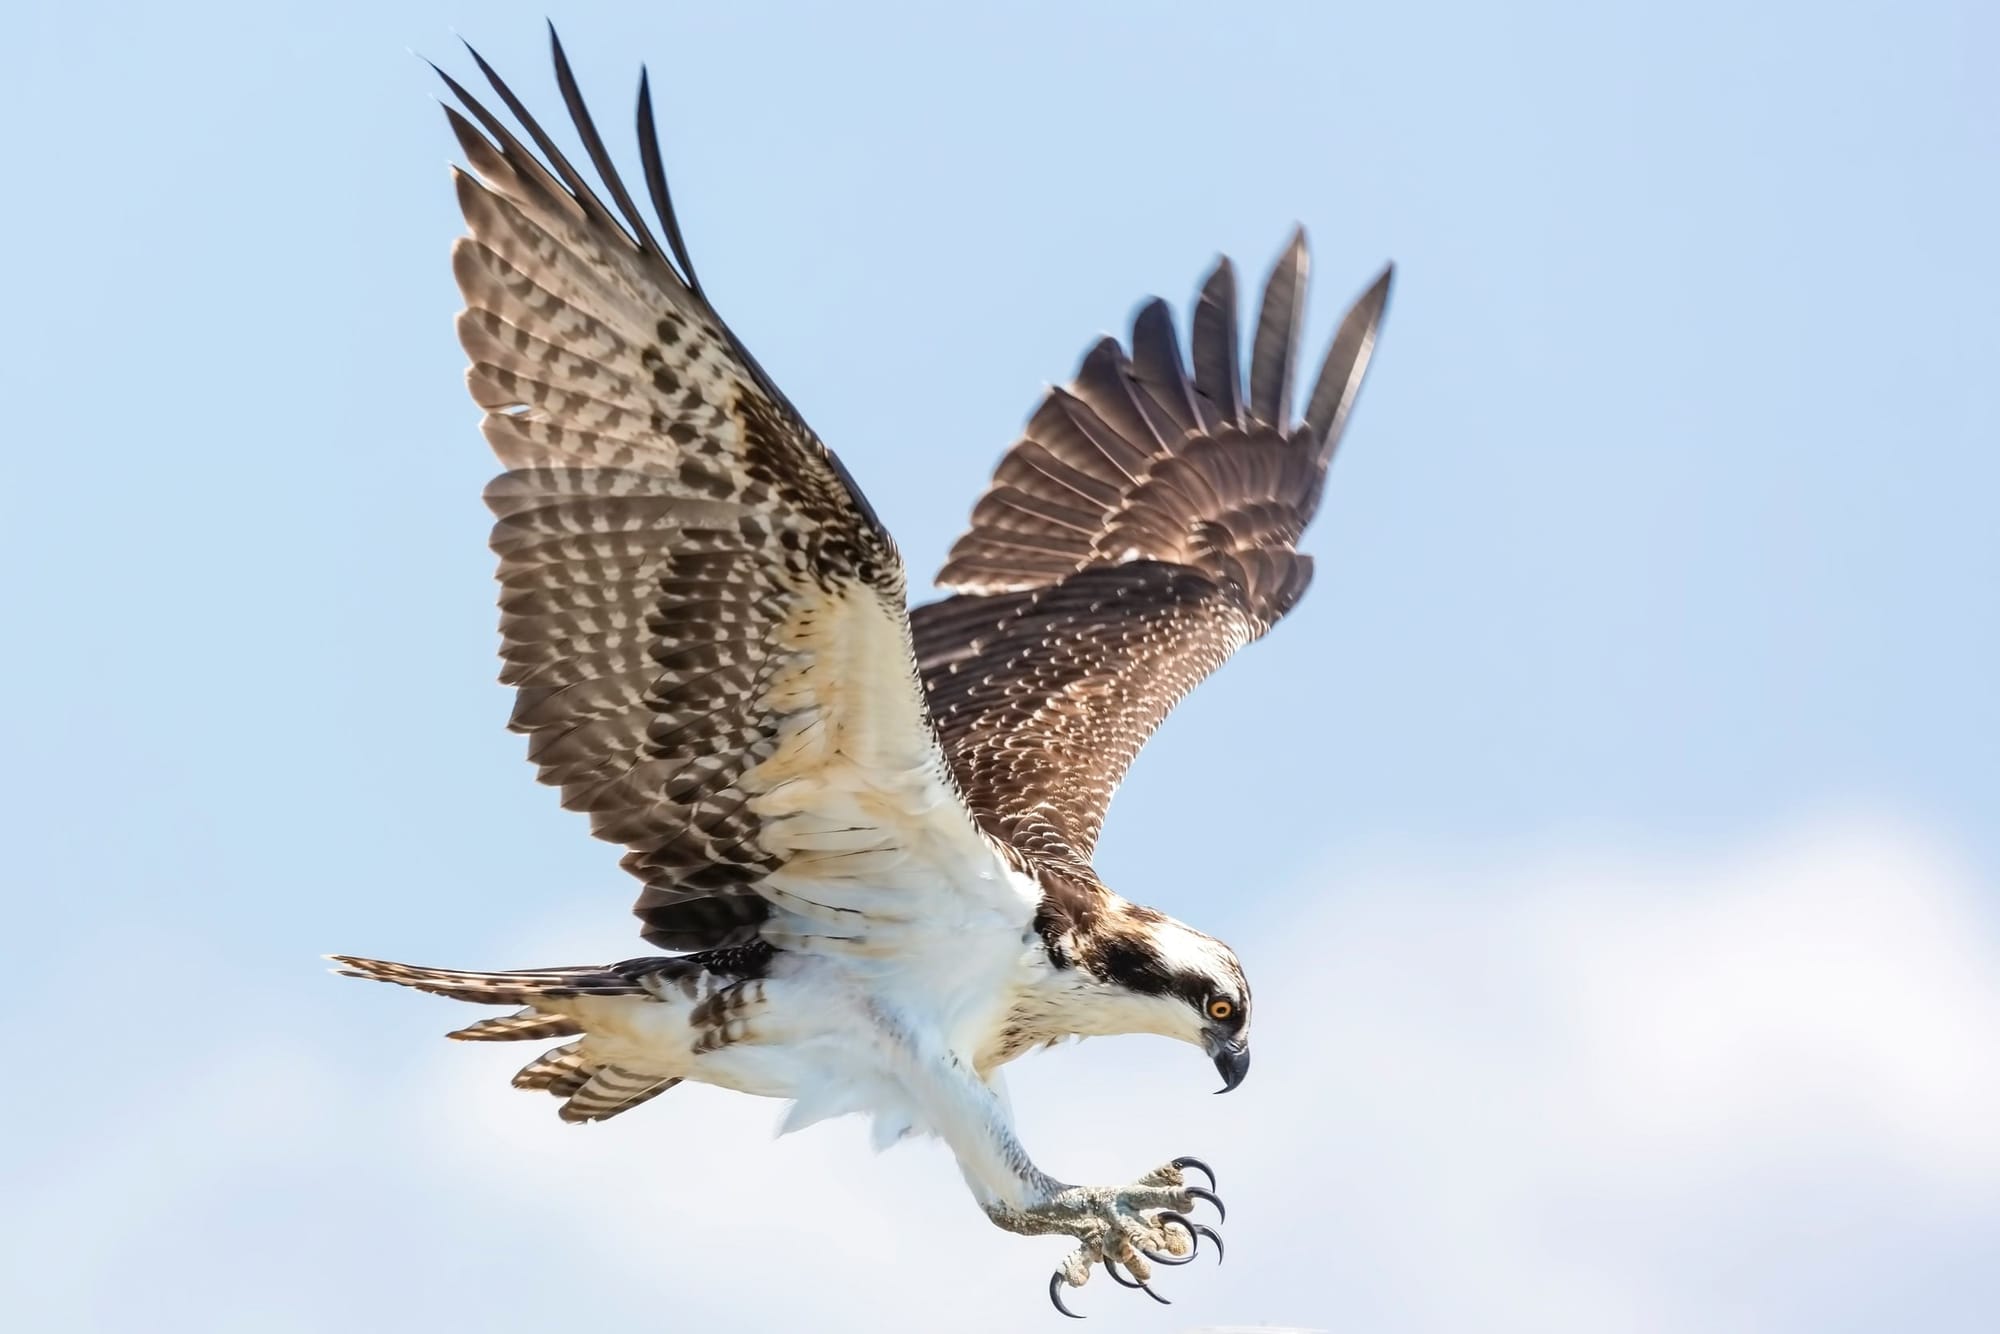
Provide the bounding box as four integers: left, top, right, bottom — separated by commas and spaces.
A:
912, 236, 1391, 863
443, 32, 1015, 953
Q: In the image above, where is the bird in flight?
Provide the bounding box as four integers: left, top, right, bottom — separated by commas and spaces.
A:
336, 26, 1391, 1317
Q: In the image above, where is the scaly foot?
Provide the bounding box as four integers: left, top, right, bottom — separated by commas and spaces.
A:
984, 1157, 1226, 1317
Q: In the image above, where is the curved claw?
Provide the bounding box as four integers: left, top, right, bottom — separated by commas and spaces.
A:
1136, 1242, 1197, 1267
1138, 1212, 1200, 1267
1160, 1216, 1216, 1272
1104, 1259, 1171, 1305
1184, 1185, 1227, 1223
1049, 1271, 1085, 1319
1193, 1223, 1225, 1264
1170, 1156, 1217, 1190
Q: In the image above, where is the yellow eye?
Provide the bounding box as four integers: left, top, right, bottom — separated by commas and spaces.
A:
1208, 998, 1235, 1021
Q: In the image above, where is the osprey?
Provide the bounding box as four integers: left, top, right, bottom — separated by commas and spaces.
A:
336, 28, 1391, 1317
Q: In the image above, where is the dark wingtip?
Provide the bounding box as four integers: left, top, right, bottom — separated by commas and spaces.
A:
1133, 296, 1174, 335
544, 18, 570, 72
1301, 260, 1395, 465
1248, 232, 1310, 428
1190, 258, 1244, 427
1128, 297, 1200, 435
635, 63, 705, 298
1362, 260, 1396, 309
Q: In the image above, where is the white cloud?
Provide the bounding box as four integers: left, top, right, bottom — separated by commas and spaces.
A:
390, 813, 2000, 1333
1217, 814, 2000, 1333
16, 815, 1999, 1332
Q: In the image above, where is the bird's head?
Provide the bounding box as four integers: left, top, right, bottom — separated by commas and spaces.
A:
1072, 903, 1253, 1093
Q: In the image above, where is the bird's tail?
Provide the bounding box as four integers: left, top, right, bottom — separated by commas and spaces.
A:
331, 954, 681, 1124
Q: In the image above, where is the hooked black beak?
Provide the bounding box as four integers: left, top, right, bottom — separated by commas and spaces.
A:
1209, 1039, 1250, 1093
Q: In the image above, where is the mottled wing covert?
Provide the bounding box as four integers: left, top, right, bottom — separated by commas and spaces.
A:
914, 236, 1392, 862
444, 33, 1012, 952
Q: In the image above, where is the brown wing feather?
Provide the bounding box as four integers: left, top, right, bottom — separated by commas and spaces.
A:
919, 239, 1393, 861
914, 564, 1254, 862
445, 34, 1005, 952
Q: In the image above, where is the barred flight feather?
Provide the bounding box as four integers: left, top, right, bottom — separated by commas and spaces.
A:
436, 29, 1008, 954
917, 238, 1392, 867
514, 1042, 593, 1094
448, 1009, 586, 1043
558, 1067, 681, 1123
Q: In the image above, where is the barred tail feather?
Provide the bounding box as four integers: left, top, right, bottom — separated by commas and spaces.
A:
330, 953, 682, 1125
560, 1067, 681, 1123
449, 1009, 584, 1042
509, 1043, 681, 1122
513, 1041, 593, 1094
328, 954, 654, 1002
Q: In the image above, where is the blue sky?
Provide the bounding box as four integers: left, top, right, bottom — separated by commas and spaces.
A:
5, 2, 1996, 1330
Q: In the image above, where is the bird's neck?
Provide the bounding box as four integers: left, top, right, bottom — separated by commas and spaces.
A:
990, 902, 1188, 1058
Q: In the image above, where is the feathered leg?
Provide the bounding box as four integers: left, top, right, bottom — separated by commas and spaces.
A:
882, 1024, 1224, 1315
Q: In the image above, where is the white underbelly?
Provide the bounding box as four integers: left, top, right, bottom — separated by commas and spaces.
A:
560, 945, 1019, 1149
700, 859, 1042, 1146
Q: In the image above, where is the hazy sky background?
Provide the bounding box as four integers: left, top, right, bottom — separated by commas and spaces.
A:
5, 1, 1996, 1330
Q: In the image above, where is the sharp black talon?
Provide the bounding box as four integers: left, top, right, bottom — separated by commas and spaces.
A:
1137, 1242, 1196, 1267
1171, 1156, 1217, 1190
1185, 1185, 1227, 1223
1104, 1259, 1170, 1305
1049, 1271, 1085, 1319
1156, 1212, 1226, 1265
1139, 1212, 1200, 1267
